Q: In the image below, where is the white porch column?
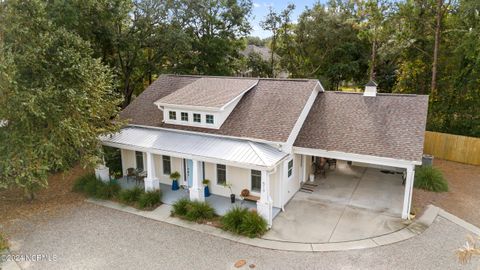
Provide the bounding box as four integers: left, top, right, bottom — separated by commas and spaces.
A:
144, 152, 160, 191
95, 164, 110, 183
302, 155, 307, 183
402, 165, 415, 219
257, 170, 273, 228
189, 160, 204, 202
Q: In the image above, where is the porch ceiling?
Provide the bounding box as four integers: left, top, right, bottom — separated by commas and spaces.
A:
101, 126, 288, 169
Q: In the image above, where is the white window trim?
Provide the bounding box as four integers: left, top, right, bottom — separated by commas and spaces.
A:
250, 170, 262, 194
162, 155, 171, 176
287, 159, 293, 179
206, 114, 215, 125
215, 164, 227, 187
193, 113, 201, 123
169, 111, 177, 120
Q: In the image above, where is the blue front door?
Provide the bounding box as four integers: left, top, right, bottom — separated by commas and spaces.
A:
186, 159, 193, 187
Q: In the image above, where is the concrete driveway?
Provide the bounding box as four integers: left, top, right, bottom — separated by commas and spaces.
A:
2, 203, 478, 270
264, 162, 407, 243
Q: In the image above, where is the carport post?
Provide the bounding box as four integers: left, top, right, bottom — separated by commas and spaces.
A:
402, 165, 415, 219
257, 170, 273, 228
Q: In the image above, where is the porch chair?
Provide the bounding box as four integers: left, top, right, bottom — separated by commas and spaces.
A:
327, 159, 337, 170
126, 168, 136, 182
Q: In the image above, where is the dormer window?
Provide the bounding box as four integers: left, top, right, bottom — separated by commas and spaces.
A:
193, 113, 201, 123
169, 111, 176, 120
206, 114, 214, 124
155, 78, 258, 129
181, 112, 188, 121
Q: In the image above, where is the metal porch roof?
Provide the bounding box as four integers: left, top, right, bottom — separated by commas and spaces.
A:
101, 127, 288, 169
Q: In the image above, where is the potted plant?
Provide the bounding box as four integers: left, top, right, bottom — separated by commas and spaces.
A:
170, 171, 181, 190
223, 182, 235, 203
203, 179, 211, 197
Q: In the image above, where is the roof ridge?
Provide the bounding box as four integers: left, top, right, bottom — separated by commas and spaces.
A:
163, 74, 317, 82
324, 91, 428, 97
248, 141, 268, 166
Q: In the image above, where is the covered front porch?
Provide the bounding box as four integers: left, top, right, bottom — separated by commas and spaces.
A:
116, 177, 281, 217
101, 126, 288, 226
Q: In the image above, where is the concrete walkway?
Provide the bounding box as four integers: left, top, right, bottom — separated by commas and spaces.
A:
84, 199, 478, 252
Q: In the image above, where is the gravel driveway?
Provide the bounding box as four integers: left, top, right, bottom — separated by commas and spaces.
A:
4, 203, 479, 270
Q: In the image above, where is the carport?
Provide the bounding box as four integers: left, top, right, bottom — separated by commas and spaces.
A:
294, 148, 417, 219
264, 160, 409, 243
292, 90, 429, 221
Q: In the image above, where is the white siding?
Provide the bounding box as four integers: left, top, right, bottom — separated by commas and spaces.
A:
282, 154, 302, 205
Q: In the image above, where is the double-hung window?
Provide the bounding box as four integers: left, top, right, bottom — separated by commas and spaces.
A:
251, 170, 261, 192
287, 159, 293, 178
169, 111, 176, 120
163, 156, 171, 175
216, 164, 226, 185
135, 151, 144, 171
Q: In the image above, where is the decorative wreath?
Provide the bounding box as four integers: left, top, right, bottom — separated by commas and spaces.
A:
240, 189, 250, 197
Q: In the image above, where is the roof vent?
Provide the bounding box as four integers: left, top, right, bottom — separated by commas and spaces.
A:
364, 80, 377, 97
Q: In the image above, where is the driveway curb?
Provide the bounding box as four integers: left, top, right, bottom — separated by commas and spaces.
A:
86, 199, 478, 252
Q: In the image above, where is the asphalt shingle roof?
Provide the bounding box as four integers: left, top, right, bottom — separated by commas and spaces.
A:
155, 77, 258, 109
294, 91, 429, 162
120, 75, 319, 143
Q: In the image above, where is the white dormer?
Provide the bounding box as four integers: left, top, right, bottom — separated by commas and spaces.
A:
154, 77, 259, 129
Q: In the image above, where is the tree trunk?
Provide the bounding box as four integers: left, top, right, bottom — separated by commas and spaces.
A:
431, 0, 443, 99
271, 34, 276, 78
370, 38, 377, 81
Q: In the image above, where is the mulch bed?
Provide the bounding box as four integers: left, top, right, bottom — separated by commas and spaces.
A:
412, 159, 480, 227
0, 165, 89, 236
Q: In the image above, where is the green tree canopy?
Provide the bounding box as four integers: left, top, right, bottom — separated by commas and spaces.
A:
0, 0, 122, 197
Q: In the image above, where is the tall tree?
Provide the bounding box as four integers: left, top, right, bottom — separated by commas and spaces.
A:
177, 0, 252, 75
356, 0, 392, 81
0, 0, 122, 198
260, 7, 281, 77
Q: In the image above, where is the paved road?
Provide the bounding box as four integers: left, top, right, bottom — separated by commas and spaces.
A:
4, 203, 479, 270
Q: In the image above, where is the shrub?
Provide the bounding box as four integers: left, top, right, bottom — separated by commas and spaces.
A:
221, 206, 249, 234
239, 210, 268, 238
72, 173, 96, 193
171, 199, 216, 222
96, 181, 121, 199
184, 201, 216, 222
138, 190, 162, 209
0, 232, 8, 252
171, 198, 190, 217
119, 187, 144, 204
414, 166, 448, 192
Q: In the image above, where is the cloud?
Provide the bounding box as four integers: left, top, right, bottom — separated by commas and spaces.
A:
253, 2, 260, 8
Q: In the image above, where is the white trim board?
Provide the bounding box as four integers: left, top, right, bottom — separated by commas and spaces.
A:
293, 147, 420, 169
283, 82, 322, 152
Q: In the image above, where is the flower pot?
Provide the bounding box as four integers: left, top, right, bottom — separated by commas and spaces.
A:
230, 194, 235, 203
172, 179, 179, 190
204, 185, 211, 197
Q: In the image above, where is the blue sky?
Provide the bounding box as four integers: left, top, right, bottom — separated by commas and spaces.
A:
250, 0, 321, 38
